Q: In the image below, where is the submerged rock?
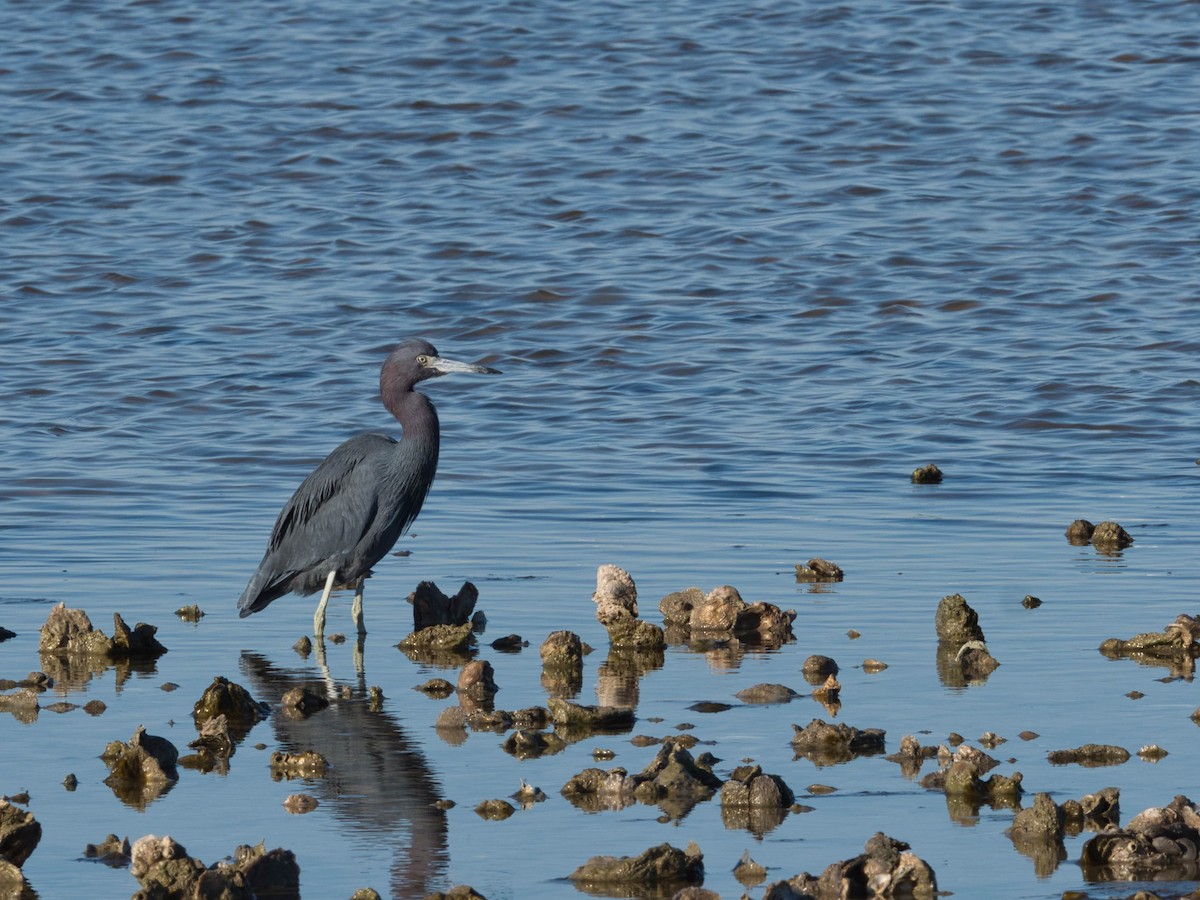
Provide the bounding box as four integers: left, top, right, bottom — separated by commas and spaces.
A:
130, 835, 299, 900
1047, 744, 1131, 767
735, 683, 800, 704
174, 605, 204, 622
540, 630, 585, 668
911, 463, 943, 484
269, 750, 328, 780
457, 660, 498, 700
192, 676, 269, 741
795, 558, 844, 582
181, 714, 235, 773
660, 588, 705, 625
720, 765, 796, 835
568, 841, 704, 887
474, 799, 516, 821
1081, 794, 1200, 881
0, 799, 41, 869
934, 593, 985, 646
548, 698, 634, 732
398, 621, 475, 655
1100, 614, 1200, 672
1065, 518, 1096, 545
280, 686, 330, 717
84, 833, 131, 867
1091, 520, 1134, 550
763, 832, 937, 899
791, 718, 885, 765
101, 726, 179, 809
39, 604, 166, 661
409, 580, 479, 630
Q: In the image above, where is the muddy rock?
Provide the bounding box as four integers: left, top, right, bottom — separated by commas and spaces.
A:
398, 622, 475, 657
568, 841, 704, 887
660, 587, 705, 625
129, 835, 206, 897
1010, 792, 1066, 840
0, 689, 40, 724
605, 617, 667, 651
593, 564, 639, 625
502, 729, 567, 759
691, 585, 745, 631
280, 686, 330, 716
174, 605, 204, 622
935, 605, 1000, 683
423, 887, 486, 900
1047, 744, 1130, 767
1081, 795, 1200, 881
283, 794, 319, 814
632, 738, 724, 816
409, 580, 478, 630
1100, 614, 1200, 665
1008, 793, 1068, 878
269, 750, 328, 780
734, 850, 768, 887
735, 602, 796, 642
0, 800, 41, 869
795, 558, 844, 582
1065, 786, 1120, 834
721, 764, 793, 808
911, 463, 943, 484
1091, 520, 1134, 550
764, 832, 937, 899
457, 660, 498, 700
474, 799, 515, 820
934, 593, 985, 645
561, 767, 637, 812
181, 714, 235, 772
236, 841, 300, 897
922, 757, 1022, 807
548, 698, 635, 732
791, 718, 885, 765
192, 676, 269, 741
735, 683, 800, 704
886, 735, 940, 778
129, 835, 299, 900
84, 833, 131, 867
1066, 518, 1096, 544
101, 726, 179, 808
39, 604, 167, 660
540, 630, 585, 668
802, 655, 838, 683
720, 765, 795, 835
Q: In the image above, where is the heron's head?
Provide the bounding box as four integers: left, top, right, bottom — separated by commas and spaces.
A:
383, 339, 501, 390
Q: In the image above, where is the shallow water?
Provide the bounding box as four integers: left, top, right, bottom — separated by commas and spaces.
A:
3, 0, 1200, 897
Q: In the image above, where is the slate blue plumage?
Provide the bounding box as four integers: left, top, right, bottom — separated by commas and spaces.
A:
236, 339, 499, 637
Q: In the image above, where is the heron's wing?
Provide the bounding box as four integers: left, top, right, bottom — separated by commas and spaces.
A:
267, 432, 396, 560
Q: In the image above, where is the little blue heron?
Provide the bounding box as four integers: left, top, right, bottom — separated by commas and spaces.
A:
236, 339, 499, 638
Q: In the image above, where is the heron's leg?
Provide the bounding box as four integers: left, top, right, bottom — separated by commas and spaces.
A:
353, 633, 365, 679
313, 569, 337, 639
351, 575, 367, 636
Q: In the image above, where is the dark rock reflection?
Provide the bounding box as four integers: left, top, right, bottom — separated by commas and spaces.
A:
239, 652, 448, 899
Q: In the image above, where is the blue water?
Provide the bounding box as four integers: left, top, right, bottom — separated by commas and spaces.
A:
3, 1, 1200, 897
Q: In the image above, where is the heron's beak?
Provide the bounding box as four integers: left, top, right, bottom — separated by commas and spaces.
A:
429, 356, 501, 377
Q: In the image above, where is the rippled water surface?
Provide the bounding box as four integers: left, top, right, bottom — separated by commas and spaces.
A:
3, 1, 1200, 898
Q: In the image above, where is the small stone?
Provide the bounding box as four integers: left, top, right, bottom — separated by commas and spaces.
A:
1091, 520, 1133, 549
174, 605, 204, 622
862, 659, 888, 673
283, 794, 319, 814
293, 635, 312, 657
415, 678, 455, 698
1022, 595, 1042, 608
62, 774, 78, 791
1065, 518, 1095, 544
911, 463, 943, 483
474, 799, 516, 820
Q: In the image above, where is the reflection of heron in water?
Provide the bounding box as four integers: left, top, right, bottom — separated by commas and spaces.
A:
239, 652, 448, 897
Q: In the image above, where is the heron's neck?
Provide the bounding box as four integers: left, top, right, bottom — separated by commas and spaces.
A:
387, 388, 440, 449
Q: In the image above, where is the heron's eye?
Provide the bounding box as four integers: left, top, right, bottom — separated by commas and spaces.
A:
416, 355, 429, 365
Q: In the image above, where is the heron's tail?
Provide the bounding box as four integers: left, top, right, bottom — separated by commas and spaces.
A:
237, 570, 282, 618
